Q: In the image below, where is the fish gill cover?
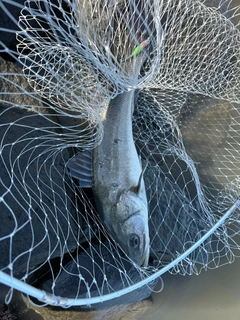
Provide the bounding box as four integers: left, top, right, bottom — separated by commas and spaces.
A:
0, 0, 240, 308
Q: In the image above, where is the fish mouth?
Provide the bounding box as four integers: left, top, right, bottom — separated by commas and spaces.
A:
141, 251, 149, 267
141, 234, 150, 268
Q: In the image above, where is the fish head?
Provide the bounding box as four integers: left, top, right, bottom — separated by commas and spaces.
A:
109, 191, 150, 267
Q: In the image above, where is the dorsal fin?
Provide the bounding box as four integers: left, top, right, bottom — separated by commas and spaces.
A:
66, 150, 93, 188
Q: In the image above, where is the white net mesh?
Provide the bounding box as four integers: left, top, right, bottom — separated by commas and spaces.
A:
0, 0, 240, 308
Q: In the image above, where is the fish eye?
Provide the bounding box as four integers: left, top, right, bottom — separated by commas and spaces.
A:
129, 234, 140, 249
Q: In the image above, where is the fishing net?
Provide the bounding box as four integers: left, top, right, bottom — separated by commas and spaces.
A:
0, 0, 240, 308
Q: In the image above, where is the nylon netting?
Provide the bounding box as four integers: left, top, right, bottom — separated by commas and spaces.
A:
0, 0, 240, 308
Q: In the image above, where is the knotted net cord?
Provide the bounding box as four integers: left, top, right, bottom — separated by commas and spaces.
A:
0, 0, 240, 307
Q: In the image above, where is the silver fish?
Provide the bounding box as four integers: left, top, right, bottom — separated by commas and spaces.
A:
67, 55, 149, 267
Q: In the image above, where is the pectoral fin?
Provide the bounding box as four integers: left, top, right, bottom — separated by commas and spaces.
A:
129, 162, 147, 194
66, 150, 93, 188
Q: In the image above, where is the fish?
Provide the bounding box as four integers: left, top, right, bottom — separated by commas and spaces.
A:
67, 53, 150, 267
